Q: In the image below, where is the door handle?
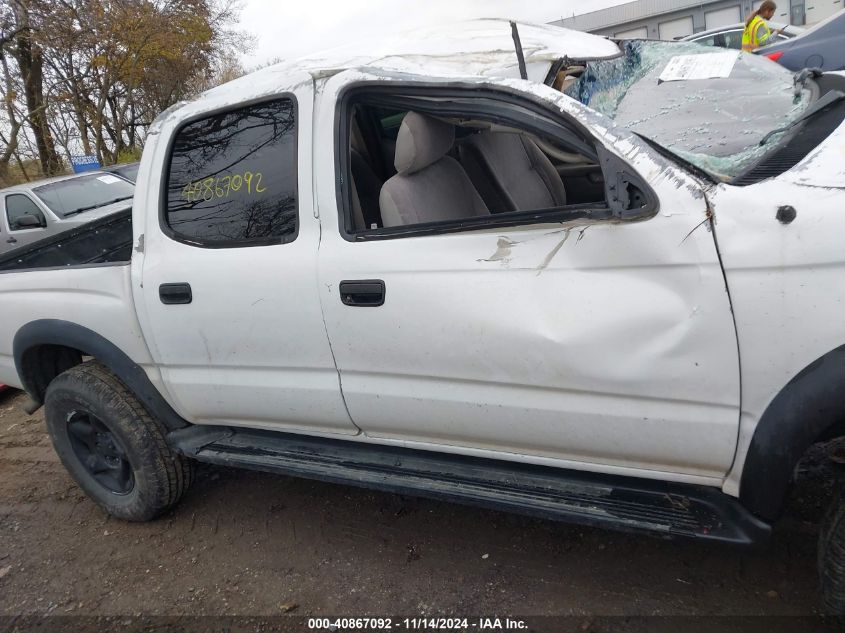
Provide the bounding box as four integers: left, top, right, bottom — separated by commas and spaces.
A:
159, 282, 193, 305
339, 280, 385, 307
6, 237, 16, 244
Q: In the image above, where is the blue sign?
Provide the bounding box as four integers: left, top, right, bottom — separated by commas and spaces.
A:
70, 154, 101, 173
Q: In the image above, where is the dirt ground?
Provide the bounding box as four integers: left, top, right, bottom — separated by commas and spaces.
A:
0, 387, 843, 632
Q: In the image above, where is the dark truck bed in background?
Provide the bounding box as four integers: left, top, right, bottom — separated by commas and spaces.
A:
0, 209, 132, 273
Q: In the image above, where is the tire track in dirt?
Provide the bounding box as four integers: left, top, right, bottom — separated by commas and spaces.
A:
0, 389, 831, 620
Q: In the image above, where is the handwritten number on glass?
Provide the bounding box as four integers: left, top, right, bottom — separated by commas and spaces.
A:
182, 171, 266, 202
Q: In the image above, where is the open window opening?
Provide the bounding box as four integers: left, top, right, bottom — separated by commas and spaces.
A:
340, 88, 655, 239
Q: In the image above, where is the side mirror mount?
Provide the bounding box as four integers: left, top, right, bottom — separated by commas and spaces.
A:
16, 214, 46, 229
596, 145, 658, 221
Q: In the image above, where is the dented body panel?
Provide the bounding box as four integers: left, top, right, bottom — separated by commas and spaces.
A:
205, 19, 621, 95
1, 19, 844, 521
314, 70, 740, 480
712, 160, 845, 497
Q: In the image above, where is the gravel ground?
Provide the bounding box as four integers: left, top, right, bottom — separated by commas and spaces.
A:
0, 387, 842, 632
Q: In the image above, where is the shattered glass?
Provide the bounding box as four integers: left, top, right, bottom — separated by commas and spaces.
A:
566, 40, 812, 179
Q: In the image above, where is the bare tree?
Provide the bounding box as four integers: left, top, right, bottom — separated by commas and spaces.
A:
9, 0, 61, 174
0, 0, 252, 185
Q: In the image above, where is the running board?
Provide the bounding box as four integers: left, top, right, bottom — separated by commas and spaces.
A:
169, 426, 771, 545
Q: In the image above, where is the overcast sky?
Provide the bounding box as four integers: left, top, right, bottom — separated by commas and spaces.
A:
238, 0, 627, 68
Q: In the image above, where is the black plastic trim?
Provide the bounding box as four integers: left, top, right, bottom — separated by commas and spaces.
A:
0, 261, 128, 275
13, 320, 189, 431
339, 279, 385, 307
596, 146, 658, 220
0, 209, 132, 273
349, 205, 611, 241
543, 58, 566, 87
510, 21, 528, 80
159, 282, 193, 305
171, 424, 772, 546
729, 73, 844, 186
158, 93, 301, 250
335, 82, 658, 243
740, 343, 845, 521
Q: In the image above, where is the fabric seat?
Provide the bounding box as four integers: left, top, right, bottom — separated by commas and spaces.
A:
458, 132, 567, 214
379, 112, 489, 228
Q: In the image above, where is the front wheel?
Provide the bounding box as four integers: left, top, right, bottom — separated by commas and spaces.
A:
44, 360, 194, 521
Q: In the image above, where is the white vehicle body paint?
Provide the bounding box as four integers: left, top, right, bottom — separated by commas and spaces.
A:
0, 265, 159, 392
202, 19, 622, 91
712, 114, 845, 496
1, 19, 844, 505
130, 71, 357, 435
315, 69, 740, 479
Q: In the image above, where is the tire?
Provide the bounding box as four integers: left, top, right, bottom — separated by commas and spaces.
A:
819, 490, 845, 615
44, 360, 194, 521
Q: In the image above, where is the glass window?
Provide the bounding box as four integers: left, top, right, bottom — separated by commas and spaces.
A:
6, 194, 46, 231
693, 35, 717, 47
691, 30, 743, 49
33, 174, 134, 217
723, 30, 744, 49
165, 98, 298, 246
108, 163, 140, 183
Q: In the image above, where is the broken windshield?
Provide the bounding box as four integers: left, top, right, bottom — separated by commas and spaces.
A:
564, 40, 813, 180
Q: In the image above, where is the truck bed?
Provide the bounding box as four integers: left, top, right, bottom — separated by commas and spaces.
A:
0, 208, 132, 272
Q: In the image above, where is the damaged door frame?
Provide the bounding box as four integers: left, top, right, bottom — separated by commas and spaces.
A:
333, 81, 660, 242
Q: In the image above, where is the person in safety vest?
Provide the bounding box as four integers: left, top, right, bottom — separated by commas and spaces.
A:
742, 1, 785, 51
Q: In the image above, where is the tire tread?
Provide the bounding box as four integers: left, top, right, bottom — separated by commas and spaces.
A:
820, 491, 845, 615
45, 360, 194, 520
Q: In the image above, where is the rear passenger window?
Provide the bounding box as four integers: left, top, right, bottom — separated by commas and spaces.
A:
164, 98, 298, 247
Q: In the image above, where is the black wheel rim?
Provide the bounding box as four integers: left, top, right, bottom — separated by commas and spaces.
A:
66, 410, 134, 495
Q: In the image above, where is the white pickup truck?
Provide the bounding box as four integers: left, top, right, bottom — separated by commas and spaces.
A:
2, 20, 845, 612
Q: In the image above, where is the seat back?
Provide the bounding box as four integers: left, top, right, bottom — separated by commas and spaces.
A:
379, 113, 489, 228
458, 132, 567, 213
350, 149, 384, 229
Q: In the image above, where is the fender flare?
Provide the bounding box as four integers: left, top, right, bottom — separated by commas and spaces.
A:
740, 343, 845, 521
13, 319, 189, 431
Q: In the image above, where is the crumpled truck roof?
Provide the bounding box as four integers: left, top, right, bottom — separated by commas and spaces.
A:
204, 18, 621, 97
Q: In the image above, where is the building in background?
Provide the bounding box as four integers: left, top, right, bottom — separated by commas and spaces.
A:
551, 0, 842, 40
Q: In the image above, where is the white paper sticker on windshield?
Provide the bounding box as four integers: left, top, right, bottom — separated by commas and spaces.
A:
659, 50, 740, 83
96, 174, 122, 184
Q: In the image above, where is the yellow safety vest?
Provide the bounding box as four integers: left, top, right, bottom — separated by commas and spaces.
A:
742, 15, 770, 51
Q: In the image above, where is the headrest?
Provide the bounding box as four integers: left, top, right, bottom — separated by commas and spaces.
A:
394, 112, 455, 175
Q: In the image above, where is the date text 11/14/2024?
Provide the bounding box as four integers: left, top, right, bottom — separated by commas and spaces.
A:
307, 617, 529, 630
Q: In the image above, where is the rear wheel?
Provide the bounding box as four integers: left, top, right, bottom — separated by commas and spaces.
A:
819, 490, 845, 615
44, 360, 194, 521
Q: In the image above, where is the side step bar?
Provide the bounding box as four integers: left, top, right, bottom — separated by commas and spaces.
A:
169, 426, 771, 545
